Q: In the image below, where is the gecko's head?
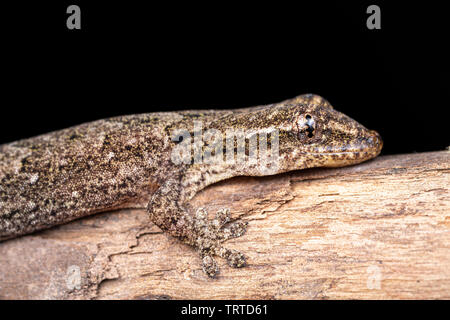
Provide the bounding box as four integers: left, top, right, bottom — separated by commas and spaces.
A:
273, 94, 383, 171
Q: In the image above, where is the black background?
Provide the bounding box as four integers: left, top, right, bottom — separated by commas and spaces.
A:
2, 1, 448, 155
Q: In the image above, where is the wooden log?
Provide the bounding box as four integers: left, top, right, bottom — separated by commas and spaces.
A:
0, 151, 449, 299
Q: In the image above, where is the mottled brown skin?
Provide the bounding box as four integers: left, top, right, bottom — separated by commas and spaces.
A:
0, 94, 382, 277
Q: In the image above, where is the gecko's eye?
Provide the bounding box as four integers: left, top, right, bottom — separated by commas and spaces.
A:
296, 114, 316, 140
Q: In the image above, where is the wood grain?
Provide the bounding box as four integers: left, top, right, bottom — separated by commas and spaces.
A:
0, 151, 449, 299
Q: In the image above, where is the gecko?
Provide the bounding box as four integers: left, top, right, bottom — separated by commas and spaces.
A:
0, 94, 382, 277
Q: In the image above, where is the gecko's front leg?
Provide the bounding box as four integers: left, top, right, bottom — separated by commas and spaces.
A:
147, 176, 247, 277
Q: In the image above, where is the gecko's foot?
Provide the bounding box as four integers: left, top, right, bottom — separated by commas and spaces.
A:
195, 208, 248, 277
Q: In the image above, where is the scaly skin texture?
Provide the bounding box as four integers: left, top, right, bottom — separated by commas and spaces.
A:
0, 94, 382, 277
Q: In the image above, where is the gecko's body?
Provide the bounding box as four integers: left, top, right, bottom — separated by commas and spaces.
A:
0, 94, 382, 276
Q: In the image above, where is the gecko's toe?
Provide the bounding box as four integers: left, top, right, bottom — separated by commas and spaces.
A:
224, 249, 247, 268
215, 247, 246, 268
201, 254, 219, 277
213, 208, 231, 228
220, 220, 248, 241
195, 208, 208, 221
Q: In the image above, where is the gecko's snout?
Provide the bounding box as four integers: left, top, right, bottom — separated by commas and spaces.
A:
365, 130, 383, 156
368, 130, 383, 148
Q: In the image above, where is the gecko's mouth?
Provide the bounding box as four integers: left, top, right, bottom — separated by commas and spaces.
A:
309, 130, 383, 161
326, 130, 383, 160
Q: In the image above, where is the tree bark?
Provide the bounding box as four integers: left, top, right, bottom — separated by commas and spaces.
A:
0, 151, 449, 299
